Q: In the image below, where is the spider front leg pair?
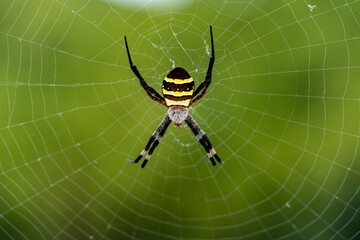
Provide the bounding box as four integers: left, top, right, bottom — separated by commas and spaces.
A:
126, 115, 171, 168
185, 114, 223, 166
127, 108, 223, 168
125, 26, 223, 168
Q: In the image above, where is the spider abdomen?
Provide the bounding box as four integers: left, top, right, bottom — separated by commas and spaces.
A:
162, 67, 194, 108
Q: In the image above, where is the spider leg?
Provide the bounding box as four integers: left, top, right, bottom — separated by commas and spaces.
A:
124, 36, 166, 106
201, 133, 223, 165
141, 117, 172, 168
186, 121, 215, 166
190, 26, 215, 106
185, 114, 223, 166
126, 115, 171, 166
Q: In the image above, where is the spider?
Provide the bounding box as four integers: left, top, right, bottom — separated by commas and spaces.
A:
125, 26, 223, 168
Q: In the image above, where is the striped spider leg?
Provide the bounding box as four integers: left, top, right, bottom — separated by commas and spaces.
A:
127, 115, 171, 168
185, 114, 223, 166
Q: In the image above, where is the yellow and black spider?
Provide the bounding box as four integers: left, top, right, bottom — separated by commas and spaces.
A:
125, 26, 223, 168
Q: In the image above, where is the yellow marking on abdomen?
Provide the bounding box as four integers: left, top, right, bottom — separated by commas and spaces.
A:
165, 99, 191, 107
164, 76, 193, 84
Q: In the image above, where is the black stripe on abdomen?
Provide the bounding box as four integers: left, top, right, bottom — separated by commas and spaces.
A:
162, 81, 194, 92
163, 95, 193, 101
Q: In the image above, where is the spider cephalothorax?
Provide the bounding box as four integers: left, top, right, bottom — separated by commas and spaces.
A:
125, 26, 223, 168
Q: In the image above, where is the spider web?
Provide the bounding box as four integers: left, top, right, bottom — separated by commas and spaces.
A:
1, 0, 360, 239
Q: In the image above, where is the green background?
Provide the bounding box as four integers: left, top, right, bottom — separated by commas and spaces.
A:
0, 0, 359, 239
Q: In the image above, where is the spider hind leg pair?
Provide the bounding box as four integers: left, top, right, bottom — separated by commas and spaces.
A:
125, 26, 223, 168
